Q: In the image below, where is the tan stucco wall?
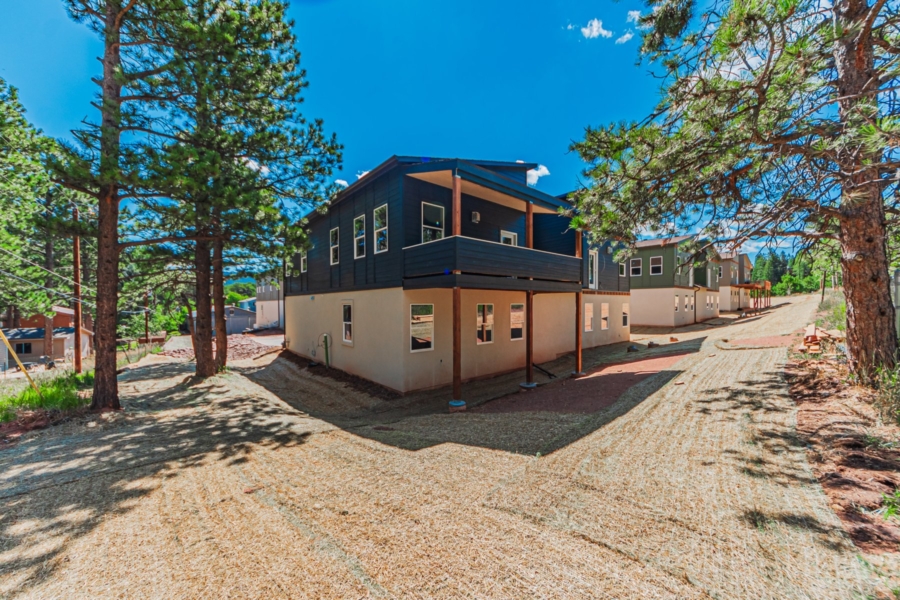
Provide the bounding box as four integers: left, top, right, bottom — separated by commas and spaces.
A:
631, 288, 694, 327
695, 289, 720, 322
256, 299, 283, 329
285, 288, 630, 393
719, 285, 748, 311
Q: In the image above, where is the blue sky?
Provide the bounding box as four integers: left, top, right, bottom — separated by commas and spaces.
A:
0, 0, 660, 197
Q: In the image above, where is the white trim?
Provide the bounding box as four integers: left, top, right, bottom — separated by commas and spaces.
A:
353, 214, 366, 259
622, 303, 630, 327
601, 302, 609, 330
373, 203, 388, 254
499, 230, 518, 246
630, 258, 642, 277
588, 249, 599, 289
650, 255, 663, 276
410, 304, 435, 353
300, 251, 307, 273
476, 303, 494, 345
619, 263, 626, 277
584, 302, 594, 332
329, 227, 339, 265
341, 302, 353, 345
421, 201, 445, 244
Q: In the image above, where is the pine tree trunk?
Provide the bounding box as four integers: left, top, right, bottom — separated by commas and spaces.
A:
91, 2, 123, 411
834, 0, 899, 376
212, 236, 227, 372
43, 237, 54, 360
194, 239, 215, 378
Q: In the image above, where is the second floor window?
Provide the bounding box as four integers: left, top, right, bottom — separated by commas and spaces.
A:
650, 256, 663, 275
630, 258, 642, 277
354, 215, 365, 259
619, 263, 626, 277
588, 250, 599, 289
300, 251, 307, 273
330, 227, 339, 265
422, 202, 444, 243
374, 204, 388, 253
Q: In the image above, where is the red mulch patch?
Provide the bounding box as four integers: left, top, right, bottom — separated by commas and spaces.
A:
0, 407, 90, 447
162, 334, 273, 362
475, 351, 692, 414
786, 358, 900, 553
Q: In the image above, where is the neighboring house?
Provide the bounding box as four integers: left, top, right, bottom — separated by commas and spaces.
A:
626, 236, 720, 327
0, 340, 7, 373
239, 297, 257, 312
256, 279, 284, 329
189, 306, 257, 336
718, 252, 755, 311
0, 327, 92, 363
283, 155, 630, 401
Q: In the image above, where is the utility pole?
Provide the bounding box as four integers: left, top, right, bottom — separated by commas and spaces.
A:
73, 207, 82, 374
144, 289, 150, 343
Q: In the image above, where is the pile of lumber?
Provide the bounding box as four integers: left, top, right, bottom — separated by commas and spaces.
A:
796, 324, 845, 354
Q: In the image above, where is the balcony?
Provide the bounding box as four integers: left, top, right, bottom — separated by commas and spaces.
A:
403, 236, 582, 292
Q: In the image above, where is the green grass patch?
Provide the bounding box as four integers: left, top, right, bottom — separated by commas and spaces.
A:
817, 290, 847, 332
0, 371, 94, 423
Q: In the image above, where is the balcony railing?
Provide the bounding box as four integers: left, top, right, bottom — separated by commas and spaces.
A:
403, 236, 582, 283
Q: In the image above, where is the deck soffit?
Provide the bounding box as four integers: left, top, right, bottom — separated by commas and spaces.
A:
407, 170, 558, 215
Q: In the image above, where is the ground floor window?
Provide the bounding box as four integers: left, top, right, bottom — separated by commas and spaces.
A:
622, 303, 629, 327
476, 303, 494, 344
14, 343, 31, 355
342, 303, 353, 344
675, 295, 679, 312
601, 303, 609, 330
585, 303, 594, 332
510, 303, 524, 340
410, 304, 434, 352
684, 295, 689, 312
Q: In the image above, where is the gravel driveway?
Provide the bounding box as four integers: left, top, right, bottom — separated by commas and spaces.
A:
0, 295, 878, 598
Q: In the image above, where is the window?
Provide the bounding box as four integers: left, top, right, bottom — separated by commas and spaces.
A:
585, 303, 594, 332
675, 295, 679, 312
329, 227, 339, 265
422, 202, 444, 243
717, 265, 723, 280
601, 303, 609, 330
14, 343, 31, 355
622, 303, 630, 327
684, 295, 689, 312
510, 303, 524, 340
373, 204, 388, 253
300, 251, 307, 273
500, 231, 518, 246
353, 215, 365, 259
589, 250, 599, 289
650, 256, 663, 276
690, 296, 694, 311
410, 304, 434, 352
619, 263, 626, 277
476, 304, 494, 344
342, 303, 353, 344
630, 258, 642, 277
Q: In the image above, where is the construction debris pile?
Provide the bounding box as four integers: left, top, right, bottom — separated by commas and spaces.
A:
797, 324, 845, 354
162, 334, 273, 362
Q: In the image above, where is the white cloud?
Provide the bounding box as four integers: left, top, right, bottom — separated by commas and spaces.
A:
626, 10, 641, 23
515, 159, 525, 163
616, 30, 634, 44
356, 170, 370, 180
566, 23, 575, 30
243, 157, 270, 175
715, 54, 763, 80
581, 19, 613, 39
526, 165, 550, 187
335, 179, 349, 187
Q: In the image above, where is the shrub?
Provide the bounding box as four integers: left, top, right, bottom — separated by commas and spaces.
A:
873, 365, 900, 425
0, 371, 94, 423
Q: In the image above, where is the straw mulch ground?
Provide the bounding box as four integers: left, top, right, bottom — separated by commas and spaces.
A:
0, 295, 886, 598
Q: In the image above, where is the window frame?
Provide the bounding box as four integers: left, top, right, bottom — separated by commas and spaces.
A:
675, 295, 679, 312
342, 302, 353, 345
630, 258, 642, 277
476, 303, 494, 345
650, 255, 663, 276
421, 201, 445, 244
510, 303, 524, 341
622, 303, 630, 327
585, 302, 594, 332
499, 230, 518, 246
373, 203, 388, 254
300, 251, 307, 273
329, 227, 340, 266
410, 304, 435, 353
601, 303, 609, 330
588, 249, 599, 289
14, 342, 32, 355
353, 214, 366, 259
619, 263, 626, 277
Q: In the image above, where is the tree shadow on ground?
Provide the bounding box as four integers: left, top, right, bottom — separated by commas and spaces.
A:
741, 509, 853, 552
0, 362, 313, 595
239, 338, 705, 456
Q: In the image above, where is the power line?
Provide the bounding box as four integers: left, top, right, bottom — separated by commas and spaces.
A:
0, 246, 98, 293
0, 269, 151, 316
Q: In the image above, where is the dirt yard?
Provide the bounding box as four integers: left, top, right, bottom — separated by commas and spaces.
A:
0, 295, 893, 598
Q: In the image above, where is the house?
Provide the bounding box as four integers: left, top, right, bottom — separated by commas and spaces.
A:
718, 252, 754, 311
189, 306, 257, 336
255, 279, 284, 329
283, 155, 630, 403
0, 339, 7, 373
238, 297, 257, 312
626, 236, 720, 327
0, 327, 92, 364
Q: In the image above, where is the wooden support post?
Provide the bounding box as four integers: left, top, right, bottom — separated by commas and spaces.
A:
72, 207, 82, 374
452, 286, 462, 402
575, 291, 583, 376
525, 202, 533, 249
452, 173, 462, 237
144, 289, 150, 343
521, 290, 535, 389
